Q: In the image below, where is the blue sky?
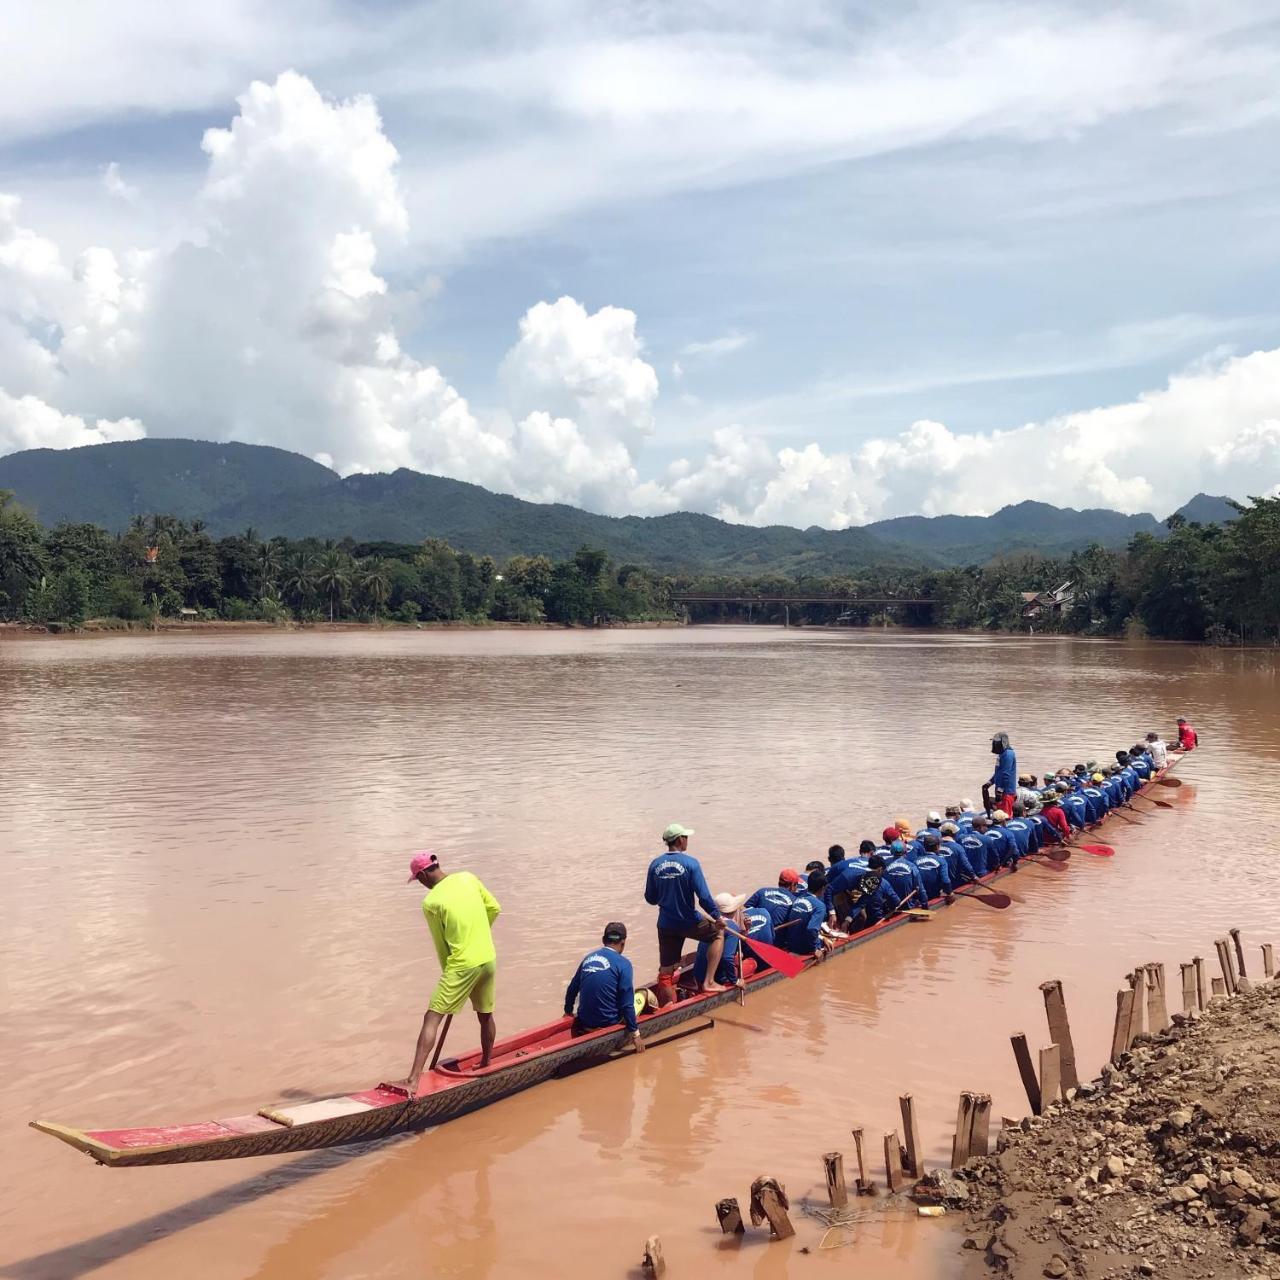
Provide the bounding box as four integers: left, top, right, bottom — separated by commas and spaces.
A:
2, 1, 1279, 524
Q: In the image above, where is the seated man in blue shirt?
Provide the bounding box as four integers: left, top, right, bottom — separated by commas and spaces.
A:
782, 869, 830, 957
644, 822, 726, 1003
745, 869, 804, 931
883, 840, 930, 910
694, 892, 748, 987
843, 855, 906, 929
564, 922, 644, 1053
740, 902, 775, 972
938, 822, 979, 886
913, 832, 955, 901
826, 840, 876, 925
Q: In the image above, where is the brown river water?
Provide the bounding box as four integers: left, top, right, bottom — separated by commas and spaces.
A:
2, 627, 1278, 1279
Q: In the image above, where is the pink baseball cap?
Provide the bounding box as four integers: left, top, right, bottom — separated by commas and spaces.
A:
406, 850, 439, 882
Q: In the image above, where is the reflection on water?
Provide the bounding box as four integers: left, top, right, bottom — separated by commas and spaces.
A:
2, 628, 1279, 1278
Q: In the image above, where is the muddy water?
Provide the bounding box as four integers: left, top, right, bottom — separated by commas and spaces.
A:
2, 628, 1278, 1279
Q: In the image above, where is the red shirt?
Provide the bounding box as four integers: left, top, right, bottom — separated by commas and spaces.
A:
1178, 723, 1198, 749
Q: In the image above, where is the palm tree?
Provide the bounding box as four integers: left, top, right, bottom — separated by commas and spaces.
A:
280, 552, 316, 613
255, 541, 282, 600
357, 557, 391, 615
314, 549, 351, 623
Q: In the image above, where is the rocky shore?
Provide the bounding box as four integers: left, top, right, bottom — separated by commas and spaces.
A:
950, 976, 1280, 1279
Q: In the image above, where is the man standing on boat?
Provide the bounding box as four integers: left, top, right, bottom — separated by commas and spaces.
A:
564, 923, 644, 1052
985, 732, 1018, 816
645, 823, 727, 1004
397, 851, 501, 1094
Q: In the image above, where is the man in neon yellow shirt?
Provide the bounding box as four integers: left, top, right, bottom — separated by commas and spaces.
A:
397, 851, 501, 1094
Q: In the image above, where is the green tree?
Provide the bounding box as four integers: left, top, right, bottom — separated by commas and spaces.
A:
416, 538, 463, 620
356, 557, 391, 615
0, 490, 45, 618
314, 548, 352, 622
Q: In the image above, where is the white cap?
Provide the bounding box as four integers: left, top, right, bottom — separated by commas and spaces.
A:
926, 810, 942, 824
714, 891, 745, 914
662, 822, 694, 842
960, 798, 974, 810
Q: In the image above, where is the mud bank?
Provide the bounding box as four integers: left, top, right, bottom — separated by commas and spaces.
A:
954, 977, 1280, 1279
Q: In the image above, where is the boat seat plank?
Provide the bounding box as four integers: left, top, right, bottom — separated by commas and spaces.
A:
258, 1098, 374, 1127
220, 1114, 285, 1134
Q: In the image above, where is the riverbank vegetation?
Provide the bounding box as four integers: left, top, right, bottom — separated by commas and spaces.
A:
1, 491, 1276, 643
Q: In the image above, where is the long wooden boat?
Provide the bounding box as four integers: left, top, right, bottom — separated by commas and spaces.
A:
31, 751, 1186, 1167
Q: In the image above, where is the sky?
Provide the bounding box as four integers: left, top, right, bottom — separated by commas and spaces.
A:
2, 1, 1279, 527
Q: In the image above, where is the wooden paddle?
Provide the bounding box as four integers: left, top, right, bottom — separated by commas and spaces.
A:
1028, 853, 1069, 871
1155, 775, 1183, 788
428, 1015, 454, 1070
1132, 794, 1174, 809
953, 884, 1012, 909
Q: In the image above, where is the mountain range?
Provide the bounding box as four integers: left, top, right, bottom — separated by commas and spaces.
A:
0, 438, 1239, 574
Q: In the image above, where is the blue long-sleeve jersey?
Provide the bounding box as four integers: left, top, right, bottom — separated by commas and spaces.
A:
782, 892, 826, 954
564, 947, 638, 1033
882, 855, 930, 910
959, 831, 995, 876
1061, 793, 1088, 829
645, 851, 719, 930
1003, 818, 1036, 857
912, 852, 952, 899
938, 838, 978, 884
744, 886, 795, 929
990, 747, 1017, 795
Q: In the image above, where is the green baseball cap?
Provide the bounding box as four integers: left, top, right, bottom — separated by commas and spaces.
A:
662, 822, 694, 842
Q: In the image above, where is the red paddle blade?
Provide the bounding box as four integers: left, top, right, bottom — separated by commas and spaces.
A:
1076, 843, 1115, 857
739, 934, 807, 978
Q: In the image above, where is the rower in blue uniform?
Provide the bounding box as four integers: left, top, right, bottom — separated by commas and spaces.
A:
564, 922, 644, 1053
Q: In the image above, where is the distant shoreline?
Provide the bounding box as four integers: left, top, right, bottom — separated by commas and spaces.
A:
0, 618, 688, 639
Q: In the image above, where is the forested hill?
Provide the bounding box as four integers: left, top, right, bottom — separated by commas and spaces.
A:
0, 438, 1238, 573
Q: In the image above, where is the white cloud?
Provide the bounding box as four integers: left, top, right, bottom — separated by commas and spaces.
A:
679, 330, 754, 360
101, 162, 139, 204
0, 389, 143, 455
3, 68, 1279, 529
668, 348, 1280, 525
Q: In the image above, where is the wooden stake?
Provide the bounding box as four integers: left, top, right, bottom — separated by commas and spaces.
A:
823, 1152, 848, 1209
1215, 940, 1236, 996
1145, 963, 1169, 1034
951, 1092, 977, 1168
1110, 988, 1134, 1062
969, 1094, 992, 1158
1180, 963, 1198, 1015
1211, 976, 1227, 998
1040, 980, 1079, 1092
1010, 1033, 1042, 1115
642, 1235, 666, 1277
899, 1094, 924, 1178
1263, 944, 1275, 979
1125, 970, 1147, 1043
1039, 1044, 1062, 1108
851, 1127, 874, 1195
884, 1130, 904, 1193
749, 1177, 794, 1240
1230, 928, 1247, 979
715, 1198, 744, 1234
1193, 956, 1207, 1010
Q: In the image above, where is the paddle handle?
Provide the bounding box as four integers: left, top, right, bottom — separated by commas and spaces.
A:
428, 1014, 454, 1071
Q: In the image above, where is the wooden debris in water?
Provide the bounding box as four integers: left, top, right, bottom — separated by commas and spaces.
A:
969, 1094, 992, 1158
822, 1151, 848, 1208
850, 1127, 875, 1195
951, 1092, 978, 1168
1010, 1033, 1042, 1114
1040, 980, 1079, 1092
899, 1093, 924, 1178
1264, 943, 1275, 979
715, 1198, 743, 1234
642, 1235, 666, 1277
883, 1130, 904, 1193
749, 1175, 794, 1240
1038, 1044, 1062, 1109
1230, 927, 1247, 979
